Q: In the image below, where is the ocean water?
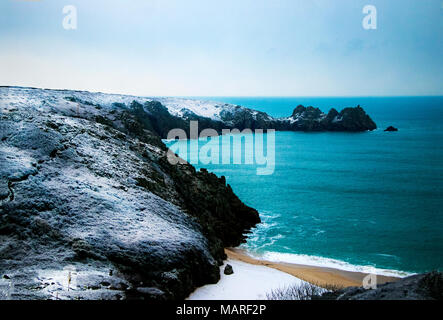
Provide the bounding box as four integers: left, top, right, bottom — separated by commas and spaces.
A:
165, 97, 443, 275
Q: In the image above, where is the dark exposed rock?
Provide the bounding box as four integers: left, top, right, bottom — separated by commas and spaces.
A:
219, 104, 377, 133
224, 264, 234, 275
220, 107, 275, 131
108, 98, 377, 138
320, 105, 377, 132
324, 108, 339, 124
384, 126, 398, 132
121, 100, 226, 140
318, 272, 443, 300
291, 105, 323, 120
135, 287, 166, 299
291, 105, 306, 117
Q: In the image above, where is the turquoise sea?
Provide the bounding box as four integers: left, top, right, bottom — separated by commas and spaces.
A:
165, 97, 443, 275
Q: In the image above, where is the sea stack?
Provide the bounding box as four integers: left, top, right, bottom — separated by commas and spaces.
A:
384, 126, 398, 132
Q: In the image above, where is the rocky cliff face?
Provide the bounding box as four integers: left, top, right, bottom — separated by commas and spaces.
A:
218, 104, 377, 133
279, 105, 377, 132
319, 271, 443, 300
0, 87, 259, 300
0, 86, 378, 300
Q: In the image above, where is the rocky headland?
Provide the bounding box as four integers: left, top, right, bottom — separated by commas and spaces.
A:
0, 87, 377, 140
0, 87, 260, 300
319, 271, 443, 300
0, 86, 378, 300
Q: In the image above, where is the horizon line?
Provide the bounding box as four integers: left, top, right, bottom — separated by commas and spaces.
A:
2, 85, 443, 99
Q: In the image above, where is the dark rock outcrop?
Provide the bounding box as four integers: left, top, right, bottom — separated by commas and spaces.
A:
281, 104, 377, 132
318, 272, 443, 300
0, 87, 259, 300
384, 126, 398, 132
132, 100, 225, 139
220, 107, 276, 131
324, 105, 377, 132
224, 264, 234, 275
218, 104, 377, 133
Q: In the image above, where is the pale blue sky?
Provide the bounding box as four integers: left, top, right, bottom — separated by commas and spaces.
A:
0, 0, 442, 96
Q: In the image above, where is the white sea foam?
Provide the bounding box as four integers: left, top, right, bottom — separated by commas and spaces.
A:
243, 250, 413, 278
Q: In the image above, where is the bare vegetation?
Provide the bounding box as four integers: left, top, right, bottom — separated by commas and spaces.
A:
266, 282, 343, 300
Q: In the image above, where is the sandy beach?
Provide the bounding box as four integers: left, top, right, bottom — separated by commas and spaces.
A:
188, 248, 402, 300
226, 248, 401, 288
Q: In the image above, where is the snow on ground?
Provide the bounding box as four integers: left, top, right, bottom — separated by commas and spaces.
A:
0, 87, 239, 121
187, 259, 308, 300
157, 97, 231, 121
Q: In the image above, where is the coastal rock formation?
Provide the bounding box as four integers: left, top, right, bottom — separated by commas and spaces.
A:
384, 126, 398, 132
218, 104, 377, 133
0, 86, 379, 300
319, 271, 443, 300
281, 105, 377, 132
224, 264, 234, 275
0, 87, 260, 300
1, 87, 377, 139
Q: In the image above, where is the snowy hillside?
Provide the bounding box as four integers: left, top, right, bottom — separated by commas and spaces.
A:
0, 86, 238, 121
0, 85, 260, 300
0, 86, 377, 134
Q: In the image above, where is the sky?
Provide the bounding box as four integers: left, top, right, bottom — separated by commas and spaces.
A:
0, 0, 442, 96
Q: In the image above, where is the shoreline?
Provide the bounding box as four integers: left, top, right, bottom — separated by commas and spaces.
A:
187, 258, 307, 300
225, 248, 402, 288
